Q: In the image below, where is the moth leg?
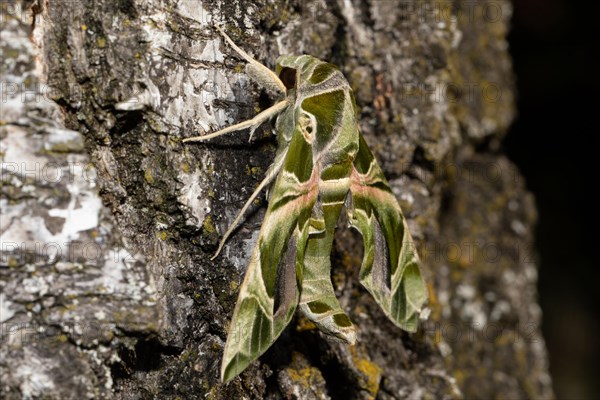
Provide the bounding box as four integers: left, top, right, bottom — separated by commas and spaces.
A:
210, 152, 286, 260
183, 99, 289, 143
216, 26, 286, 94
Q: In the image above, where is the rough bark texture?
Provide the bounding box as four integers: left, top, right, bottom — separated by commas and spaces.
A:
1, 0, 554, 399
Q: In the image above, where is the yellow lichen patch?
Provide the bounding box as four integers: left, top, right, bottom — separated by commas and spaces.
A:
96, 37, 106, 48
295, 314, 317, 333
284, 352, 326, 390
156, 230, 169, 241
245, 165, 262, 176
427, 281, 437, 305
144, 168, 154, 184
350, 345, 382, 399
81, 24, 87, 31
286, 366, 321, 388
202, 215, 216, 234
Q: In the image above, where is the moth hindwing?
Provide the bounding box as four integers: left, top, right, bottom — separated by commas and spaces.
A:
183, 27, 428, 383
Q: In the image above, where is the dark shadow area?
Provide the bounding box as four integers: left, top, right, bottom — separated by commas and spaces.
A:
111, 336, 181, 380
505, 1, 600, 398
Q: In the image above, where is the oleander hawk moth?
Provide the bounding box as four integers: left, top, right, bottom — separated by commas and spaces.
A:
184, 27, 428, 383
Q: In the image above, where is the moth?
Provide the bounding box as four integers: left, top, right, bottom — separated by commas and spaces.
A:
184, 27, 427, 383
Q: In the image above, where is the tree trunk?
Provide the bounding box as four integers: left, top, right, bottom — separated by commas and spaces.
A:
1, 0, 554, 398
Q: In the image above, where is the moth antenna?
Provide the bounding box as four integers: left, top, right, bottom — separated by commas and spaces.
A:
210, 153, 286, 259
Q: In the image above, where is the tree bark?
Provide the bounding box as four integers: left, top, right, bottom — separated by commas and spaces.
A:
1, 0, 554, 399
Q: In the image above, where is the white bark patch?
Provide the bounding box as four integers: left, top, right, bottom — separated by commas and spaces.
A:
14, 349, 56, 398
198, 38, 225, 62
178, 167, 210, 226
115, 79, 161, 111
101, 248, 148, 299
0, 293, 16, 323
1, 126, 48, 171
1, 130, 102, 257
140, 3, 234, 134
177, 0, 213, 24
1, 214, 62, 261
48, 183, 102, 241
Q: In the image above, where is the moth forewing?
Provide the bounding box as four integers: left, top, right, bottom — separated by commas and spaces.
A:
184, 27, 427, 383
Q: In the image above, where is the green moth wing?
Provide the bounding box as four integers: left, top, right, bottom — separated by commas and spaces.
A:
347, 134, 427, 332
220, 122, 318, 383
